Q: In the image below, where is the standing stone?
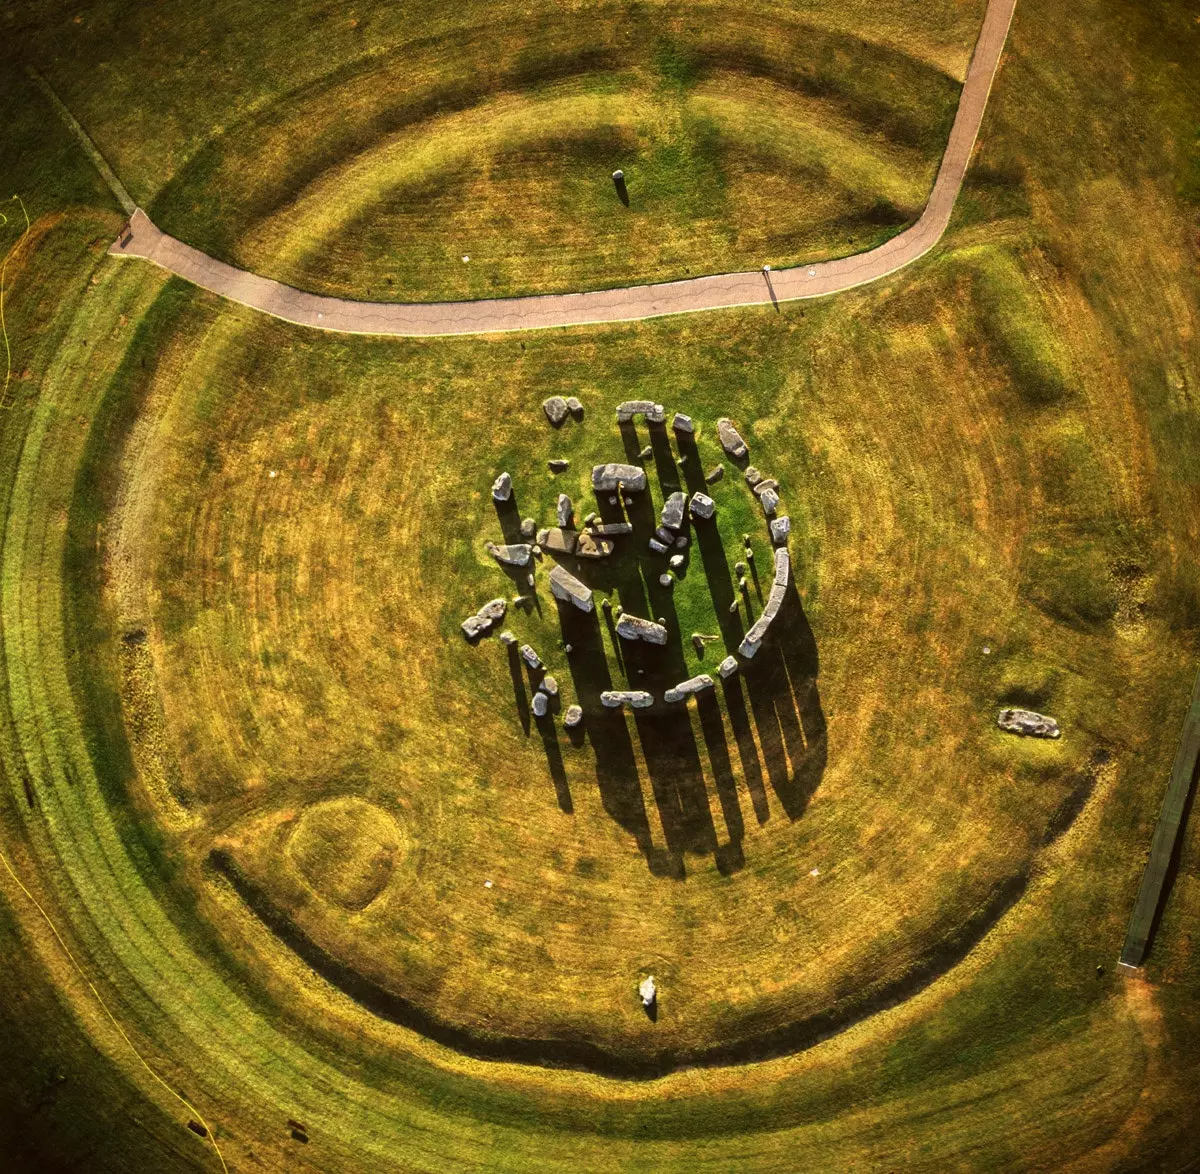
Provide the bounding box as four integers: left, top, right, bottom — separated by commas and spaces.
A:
639, 975, 657, 1008
659, 573, 674, 588
675, 535, 688, 549
492, 472, 513, 502
669, 554, 685, 570
485, 541, 533, 567
548, 459, 570, 473
661, 491, 687, 530
557, 494, 573, 528
532, 692, 549, 718
520, 517, 537, 539
648, 538, 669, 554
564, 704, 583, 729
540, 675, 559, 697
718, 655, 739, 679
601, 690, 654, 709
997, 709, 1061, 738
689, 492, 716, 520
672, 413, 694, 433
499, 630, 517, 646
758, 487, 780, 517
477, 598, 507, 623
717, 418, 749, 459
543, 396, 570, 427
770, 516, 791, 545
592, 463, 648, 493
520, 644, 542, 670
744, 467, 762, 487
565, 396, 583, 418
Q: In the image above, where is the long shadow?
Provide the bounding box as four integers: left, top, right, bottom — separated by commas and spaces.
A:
494, 489, 525, 545
538, 712, 572, 813
507, 642, 531, 736
697, 690, 745, 871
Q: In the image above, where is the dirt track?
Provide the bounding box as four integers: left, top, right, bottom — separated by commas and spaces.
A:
109, 0, 1017, 337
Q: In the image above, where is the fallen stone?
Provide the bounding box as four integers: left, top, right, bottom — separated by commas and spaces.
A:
661, 491, 687, 530
752, 478, 779, 498
556, 493, 573, 528
461, 615, 489, 640
543, 396, 570, 427
690, 492, 716, 520
770, 516, 791, 545
616, 614, 669, 645
672, 413, 694, 433
718, 655, 739, 679
520, 517, 537, 539
706, 464, 724, 484
548, 458, 570, 473
499, 630, 517, 646
718, 418, 749, 459
744, 467, 762, 487
492, 472, 513, 502
758, 487, 780, 516
669, 554, 685, 570
486, 541, 532, 567
592, 463, 648, 493
540, 675, 559, 697
532, 692, 549, 718
997, 708, 1061, 739
520, 644, 542, 670
648, 538, 669, 554
592, 521, 633, 535
549, 564, 594, 612
565, 396, 583, 417
575, 531, 614, 559
564, 704, 583, 728
639, 975, 657, 1007
477, 598, 507, 622
616, 400, 665, 424
583, 511, 597, 526
540, 528, 577, 556
601, 690, 654, 709
664, 674, 715, 703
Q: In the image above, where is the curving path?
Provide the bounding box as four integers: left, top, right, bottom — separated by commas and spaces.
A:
109, 0, 1016, 336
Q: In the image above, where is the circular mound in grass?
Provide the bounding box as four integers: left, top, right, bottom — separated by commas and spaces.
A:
287, 798, 405, 911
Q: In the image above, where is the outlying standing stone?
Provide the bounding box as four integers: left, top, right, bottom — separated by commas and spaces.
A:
639, 975, 657, 1008
690, 492, 716, 520
549, 564, 594, 612
492, 472, 513, 502
592, 463, 648, 493
543, 396, 570, 427
997, 709, 1061, 739
664, 674, 715, 703
615, 615, 669, 645
486, 541, 532, 567
602, 690, 654, 709
718, 418, 749, 459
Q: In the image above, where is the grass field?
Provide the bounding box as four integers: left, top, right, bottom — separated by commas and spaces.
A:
1, 0, 1199, 1169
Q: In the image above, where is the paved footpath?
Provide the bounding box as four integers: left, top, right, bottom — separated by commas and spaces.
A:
109, 0, 1016, 338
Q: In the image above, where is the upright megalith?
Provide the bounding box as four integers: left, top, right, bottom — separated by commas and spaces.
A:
689, 492, 715, 520
664, 674, 715, 703
661, 491, 687, 531
615, 401, 665, 424
615, 614, 669, 645
717, 418, 749, 460
549, 564, 594, 612
557, 493, 574, 528
486, 541, 532, 567
491, 472, 513, 502
672, 413, 694, 433
601, 690, 654, 709
543, 396, 570, 427
592, 463, 648, 493
563, 704, 583, 729
739, 547, 791, 658
639, 975, 657, 1009
717, 655, 739, 679
520, 644, 543, 670
770, 515, 791, 545
532, 691, 549, 718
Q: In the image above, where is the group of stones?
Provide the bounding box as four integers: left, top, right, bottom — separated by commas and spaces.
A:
463, 396, 796, 727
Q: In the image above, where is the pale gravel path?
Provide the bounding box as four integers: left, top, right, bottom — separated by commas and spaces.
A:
108, 0, 1016, 338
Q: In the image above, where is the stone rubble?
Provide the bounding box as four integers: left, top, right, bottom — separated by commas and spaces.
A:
705, 464, 724, 484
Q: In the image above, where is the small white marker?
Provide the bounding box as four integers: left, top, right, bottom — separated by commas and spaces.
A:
268, 470, 277, 479
810, 868, 820, 877
808, 267, 817, 277
317, 311, 323, 319
484, 879, 493, 889
462, 255, 471, 263
982, 646, 991, 655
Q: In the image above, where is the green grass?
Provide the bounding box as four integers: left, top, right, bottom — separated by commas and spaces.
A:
0, 0, 1199, 1167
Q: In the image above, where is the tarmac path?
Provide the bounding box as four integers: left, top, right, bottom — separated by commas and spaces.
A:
108, 0, 1016, 337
